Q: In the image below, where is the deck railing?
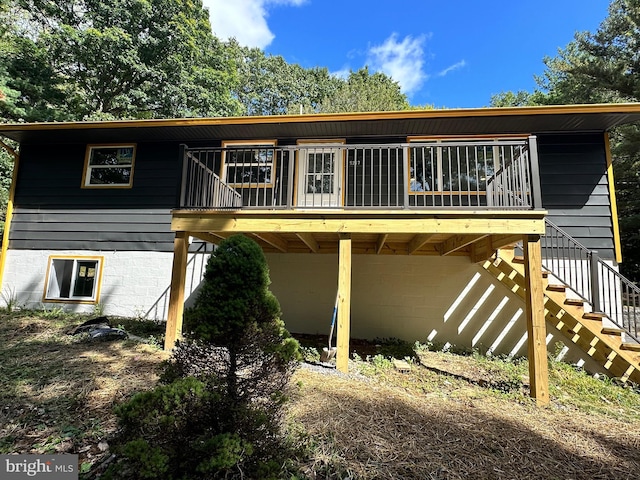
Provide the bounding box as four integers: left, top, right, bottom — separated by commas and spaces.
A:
180, 148, 243, 209
540, 219, 639, 342
179, 138, 542, 210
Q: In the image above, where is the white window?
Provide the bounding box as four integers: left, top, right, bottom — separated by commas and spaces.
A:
407, 138, 527, 194
221, 140, 276, 188
83, 144, 136, 188
44, 257, 103, 303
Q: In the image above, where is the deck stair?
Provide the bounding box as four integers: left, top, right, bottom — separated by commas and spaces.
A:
483, 247, 640, 383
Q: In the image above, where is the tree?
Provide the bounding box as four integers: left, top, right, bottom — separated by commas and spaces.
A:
0, 146, 12, 234
491, 0, 640, 280
489, 90, 540, 107
318, 67, 410, 113
229, 42, 339, 116
1, 0, 242, 121
110, 235, 300, 479
183, 234, 300, 401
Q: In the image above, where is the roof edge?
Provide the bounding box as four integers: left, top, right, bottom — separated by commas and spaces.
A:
2, 103, 640, 132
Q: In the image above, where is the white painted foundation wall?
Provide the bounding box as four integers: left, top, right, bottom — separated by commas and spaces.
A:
2, 249, 208, 320
1, 247, 608, 374
266, 253, 608, 374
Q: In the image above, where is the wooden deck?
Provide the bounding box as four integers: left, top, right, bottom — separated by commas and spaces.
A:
171, 209, 546, 260
166, 207, 550, 405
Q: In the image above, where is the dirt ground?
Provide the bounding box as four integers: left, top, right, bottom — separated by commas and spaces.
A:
2, 313, 640, 479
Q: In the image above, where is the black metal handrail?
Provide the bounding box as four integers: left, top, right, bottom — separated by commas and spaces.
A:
542, 219, 639, 342
179, 138, 541, 211
180, 148, 243, 209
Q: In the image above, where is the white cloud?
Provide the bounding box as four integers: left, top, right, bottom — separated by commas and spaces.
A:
330, 67, 351, 80
366, 34, 428, 94
437, 60, 467, 77
203, 0, 305, 49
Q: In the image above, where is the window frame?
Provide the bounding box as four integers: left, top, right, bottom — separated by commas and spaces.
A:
221, 140, 277, 188
42, 255, 104, 304
82, 144, 136, 188
406, 136, 529, 196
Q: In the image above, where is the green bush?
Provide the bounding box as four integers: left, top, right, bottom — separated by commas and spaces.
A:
120, 439, 168, 479
109, 235, 301, 479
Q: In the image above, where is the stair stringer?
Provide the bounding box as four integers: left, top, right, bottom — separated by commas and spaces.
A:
483, 255, 640, 384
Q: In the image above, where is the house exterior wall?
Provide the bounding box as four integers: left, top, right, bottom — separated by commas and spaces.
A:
10, 133, 617, 256
2, 131, 618, 367
10, 208, 175, 251
265, 253, 607, 374
538, 133, 616, 260
15, 141, 182, 209
2, 247, 209, 319
266, 253, 525, 351
9, 141, 182, 251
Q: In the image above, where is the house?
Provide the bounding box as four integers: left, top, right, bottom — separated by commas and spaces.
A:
2, 104, 640, 405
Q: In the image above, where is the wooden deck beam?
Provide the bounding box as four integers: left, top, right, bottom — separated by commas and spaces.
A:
336, 234, 352, 373
408, 233, 435, 254
165, 231, 189, 351
440, 234, 487, 256
191, 232, 228, 244
296, 232, 319, 253
375, 234, 388, 254
252, 232, 289, 252
523, 234, 549, 406
172, 212, 545, 236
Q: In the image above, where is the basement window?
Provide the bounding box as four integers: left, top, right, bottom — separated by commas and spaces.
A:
44, 257, 103, 303
83, 144, 136, 188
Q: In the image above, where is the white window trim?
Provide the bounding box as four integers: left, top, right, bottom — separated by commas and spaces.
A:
221, 140, 277, 188
43, 256, 104, 304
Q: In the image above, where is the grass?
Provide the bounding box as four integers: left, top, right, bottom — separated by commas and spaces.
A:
0, 310, 167, 469
1, 312, 640, 479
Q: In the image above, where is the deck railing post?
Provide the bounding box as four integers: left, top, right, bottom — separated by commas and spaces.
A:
528, 136, 543, 210
287, 149, 295, 208
179, 144, 188, 208
590, 250, 602, 313
402, 146, 410, 208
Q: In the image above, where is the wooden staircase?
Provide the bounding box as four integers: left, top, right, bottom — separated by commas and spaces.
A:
483, 248, 640, 384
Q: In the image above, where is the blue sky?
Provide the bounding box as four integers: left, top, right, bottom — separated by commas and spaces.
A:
203, 0, 610, 108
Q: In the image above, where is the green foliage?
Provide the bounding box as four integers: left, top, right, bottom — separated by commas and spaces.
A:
112, 376, 268, 478
194, 433, 253, 474
318, 67, 410, 113
490, 90, 543, 107
230, 42, 339, 116
374, 337, 417, 360
492, 0, 640, 281
0, 145, 13, 237
1, 1, 417, 121
1, 0, 241, 121
185, 234, 281, 343
112, 235, 300, 478
300, 345, 321, 363
120, 439, 168, 479
1, 286, 18, 312
116, 376, 208, 436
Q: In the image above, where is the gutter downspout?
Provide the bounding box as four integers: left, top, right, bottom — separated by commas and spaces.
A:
0, 138, 20, 292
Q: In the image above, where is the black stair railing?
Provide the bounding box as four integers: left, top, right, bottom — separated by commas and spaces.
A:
541, 219, 639, 342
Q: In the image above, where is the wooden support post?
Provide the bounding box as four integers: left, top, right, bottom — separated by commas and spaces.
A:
165, 231, 189, 351
336, 234, 352, 373
523, 234, 549, 406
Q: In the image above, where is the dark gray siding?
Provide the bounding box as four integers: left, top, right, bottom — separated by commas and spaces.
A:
537, 133, 616, 260
9, 209, 175, 251
10, 141, 182, 252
